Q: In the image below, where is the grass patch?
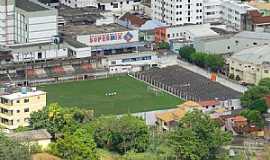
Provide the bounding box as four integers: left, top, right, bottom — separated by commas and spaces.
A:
39, 75, 182, 115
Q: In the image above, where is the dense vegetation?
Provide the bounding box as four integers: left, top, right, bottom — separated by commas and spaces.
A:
27, 103, 232, 160
0, 134, 31, 160
240, 78, 270, 128
178, 46, 225, 72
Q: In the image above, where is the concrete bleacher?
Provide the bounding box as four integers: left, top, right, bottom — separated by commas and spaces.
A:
140, 65, 241, 101
63, 65, 75, 74
35, 68, 47, 78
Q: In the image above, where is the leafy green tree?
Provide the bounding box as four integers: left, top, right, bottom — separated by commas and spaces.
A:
205, 54, 225, 72
249, 98, 268, 113
0, 134, 31, 160
179, 46, 196, 62
191, 52, 207, 68
50, 126, 99, 160
168, 110, 232, 160
258, 78, 270, 89
29, 103, 94, 138
240, 109, 264, 128
29, 103, 66, 138
158, 41, 170, 49
93, 115, 150, 154
240, 86, 270, 108
169, 127, 208, 160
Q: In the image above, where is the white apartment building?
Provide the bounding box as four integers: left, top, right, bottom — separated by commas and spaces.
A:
221, 0, 257, 31
0, 0, 15, 45
60, 0, 97, 8
203, 0, 222, 23
60, 0, 141, 14
0, 0, 58, 45
151, 0, 204, 25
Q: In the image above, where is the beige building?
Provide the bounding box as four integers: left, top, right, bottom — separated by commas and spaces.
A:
228, 45, 270, 85
0, 88, 46, 130
7, 129, 52, 150
155, 101, 203, 131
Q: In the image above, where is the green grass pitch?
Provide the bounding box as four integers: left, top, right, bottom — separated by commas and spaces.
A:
39, 75, 182, 115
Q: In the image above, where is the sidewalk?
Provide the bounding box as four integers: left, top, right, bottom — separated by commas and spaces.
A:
177, 60, 247, 93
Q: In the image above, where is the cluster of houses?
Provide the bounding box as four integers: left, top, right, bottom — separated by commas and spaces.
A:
155, 99, 268, 139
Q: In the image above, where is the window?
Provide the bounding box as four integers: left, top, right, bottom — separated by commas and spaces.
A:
24, 99, 29, 103
17, 110, 20, 113
16, 100, 20, 103
253, 42, 257, 45
24, 118, 29, 122
24, 108, 29, 112
264, 70, 269, 73
38, 52, 42, 59
112, 3, 118, 8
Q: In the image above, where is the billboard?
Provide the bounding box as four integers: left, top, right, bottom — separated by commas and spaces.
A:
77, 30, 139, 46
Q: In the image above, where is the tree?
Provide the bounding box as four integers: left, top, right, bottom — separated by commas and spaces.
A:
258, 78, 270, 89
0, 134, 31, 160
50, 126, 99, 160
29, 103, 94, 138
204, 54, 225, 72
178, 46, 196, 62
29, 103, 66, 138
169, 127, 208, 160
168, 110, 232, 160
158, 41, 170, 49
249, 98, 268, 113
240, 86, 270, 108
93, 115, 150, 154
191, 52, 207, 68
240, 109, 264, 128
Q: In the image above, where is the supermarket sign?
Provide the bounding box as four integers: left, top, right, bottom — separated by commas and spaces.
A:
77, 30, 138, 46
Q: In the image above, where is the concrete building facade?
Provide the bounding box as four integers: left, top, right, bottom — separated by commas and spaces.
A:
0, 0, 58, 45
0, 88, 46, 130
151, 0, 204, 25
228, 45, 270, 84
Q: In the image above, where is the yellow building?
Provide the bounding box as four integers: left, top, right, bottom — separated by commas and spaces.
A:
228, 45, 270, 84
156, 101, 203, 131
0, 88, 46, 130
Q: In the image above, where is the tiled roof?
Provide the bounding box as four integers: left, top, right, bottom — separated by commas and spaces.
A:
198, 100, 220, 107
156, 101, 203, 122
248, 10, 270, 24
119, 13, 147, 27
231, 116, 247, 122
7, 129, 52, 142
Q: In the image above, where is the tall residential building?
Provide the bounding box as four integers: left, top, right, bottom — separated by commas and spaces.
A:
221, 0, 257, 31
151, 0, 204, 25
0, 0, 58, 45
203, 0, 222, 23
0, 0, 15, 45
60, 0, 141, 14
0, 88, 46, 130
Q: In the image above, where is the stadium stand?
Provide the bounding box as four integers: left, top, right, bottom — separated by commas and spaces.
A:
35, 69, 47, 78
63, 65, 75, 74
140, 65, 241, 101
51, 66, 65, 75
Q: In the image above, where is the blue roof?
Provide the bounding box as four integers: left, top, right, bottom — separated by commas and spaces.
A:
140, 20, 167, 31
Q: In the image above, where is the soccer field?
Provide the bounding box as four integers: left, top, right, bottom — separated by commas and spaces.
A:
39, 75, 182, 115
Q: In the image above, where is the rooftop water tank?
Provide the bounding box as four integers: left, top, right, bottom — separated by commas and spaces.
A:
21, 87, 27, 94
